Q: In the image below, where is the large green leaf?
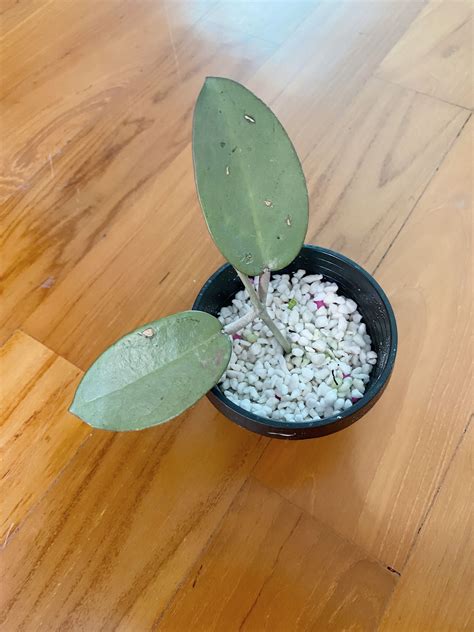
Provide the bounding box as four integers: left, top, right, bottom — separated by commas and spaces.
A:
69, 311, 231, 431
193, 76, 309, 276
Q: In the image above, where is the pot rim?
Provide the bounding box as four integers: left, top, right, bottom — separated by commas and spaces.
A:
193, 244, 398, 431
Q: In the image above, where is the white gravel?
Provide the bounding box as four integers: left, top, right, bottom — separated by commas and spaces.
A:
218, 269, 377, 422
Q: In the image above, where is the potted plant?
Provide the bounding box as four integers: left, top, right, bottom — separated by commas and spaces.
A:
70, 77, 397, 440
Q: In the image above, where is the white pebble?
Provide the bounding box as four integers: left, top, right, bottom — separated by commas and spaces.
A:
301, 367, 314, 382
324, 389, 338, 405
217, 269, 376, 422
310, 353, 326, 367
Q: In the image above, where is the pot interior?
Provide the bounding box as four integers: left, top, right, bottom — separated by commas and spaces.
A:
193, 245, 396, 392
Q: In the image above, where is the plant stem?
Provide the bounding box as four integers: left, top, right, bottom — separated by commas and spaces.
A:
236, 269, 292, 354
224, 269, 269, 335
258, 268, 270, 305
223, 308, 256, 335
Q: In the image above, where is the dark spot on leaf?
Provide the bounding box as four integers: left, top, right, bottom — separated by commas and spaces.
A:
231, 146, 237, 153
220, 141, 226, 147
276, 235, 281, 240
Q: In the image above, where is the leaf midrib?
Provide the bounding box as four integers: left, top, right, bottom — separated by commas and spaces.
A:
79, 330, 227, 406
223, 90, 271, 268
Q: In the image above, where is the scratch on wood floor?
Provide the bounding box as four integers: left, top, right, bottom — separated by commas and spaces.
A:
48, 153, 55, 179
1, 523, 15, 550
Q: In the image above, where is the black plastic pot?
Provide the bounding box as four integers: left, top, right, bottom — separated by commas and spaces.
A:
192, 245, 397, 439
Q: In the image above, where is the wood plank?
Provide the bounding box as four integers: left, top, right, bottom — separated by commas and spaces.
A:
1, 3, 472, 628
0, 21, 276, 344
204, 0, 318, 44
0, 331, 89, 543
158, 478, 397, 631
0, 0, 217, 201
380, 423, 473, 631
0, 402, 265, 630
1, 1, 423, 349
254, 116, 473, 570
303, 76, 469, 268
1, 1, 425, 357
0, 0, 52, 38
376, 0, 473, 109
22, 77, 468, 371
247, 0, 425, 160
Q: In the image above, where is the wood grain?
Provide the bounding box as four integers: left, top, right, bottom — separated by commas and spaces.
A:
158, 478, 397, 632
204, 0, 317, 45
247, 1, 425, 159
0, 0, 217, 198
0, 402, 265, 630
21, 76, 468, 371
254, 115, 473, 570
376, 0, 473, 109
0, 0, 52, 39
0, 14, 276, 345
16, 4, 467, 368
380, 423, 473, 631
0, 331, 89, 543
1, 0, 425, 350
1, 1, 472, 629
303, 76, 469, 268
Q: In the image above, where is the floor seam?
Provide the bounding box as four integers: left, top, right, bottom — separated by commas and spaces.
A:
375, 415, 472, 630
150, 452, 261, 631
374, 74, 473, 112
400, 414, 472, 569
249, 473, 403, 577
8, 328, 85, 372
373, 110, 472, 275
0, 430, 94, 552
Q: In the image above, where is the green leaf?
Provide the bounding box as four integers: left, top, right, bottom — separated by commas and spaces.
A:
69, 311, 231, 431
287, 298, 297, 310
193, 77, 309, 276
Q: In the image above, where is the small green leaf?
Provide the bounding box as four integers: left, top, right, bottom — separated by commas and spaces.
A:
244, 332, 258, 343
69, 311, 231, 431
287, 298, 297, 310
193, 77, 309, 276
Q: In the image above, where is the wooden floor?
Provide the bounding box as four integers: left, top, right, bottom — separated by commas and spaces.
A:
1, 1, 472, 630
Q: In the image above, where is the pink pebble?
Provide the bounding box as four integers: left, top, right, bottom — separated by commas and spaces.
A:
314, 299, 326, 309
232, 333, 243, 340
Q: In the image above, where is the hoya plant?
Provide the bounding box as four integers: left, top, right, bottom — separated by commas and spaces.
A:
70, 77, 309, 431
